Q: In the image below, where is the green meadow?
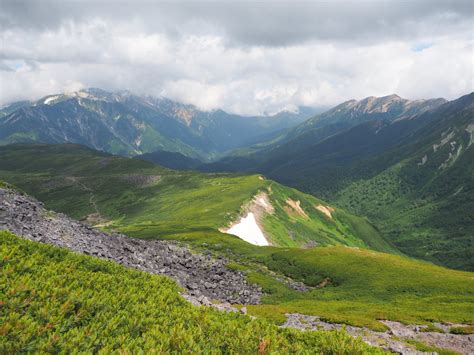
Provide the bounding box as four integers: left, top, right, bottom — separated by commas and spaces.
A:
0, 144, 395, 251
134, 229, 474, 331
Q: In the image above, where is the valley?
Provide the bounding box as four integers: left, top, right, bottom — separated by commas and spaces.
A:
2, 2, 473, 353
197, 93, 474, 271
2, 173, 473, 353
0, 89, 317, 159
1, 91, 473, 354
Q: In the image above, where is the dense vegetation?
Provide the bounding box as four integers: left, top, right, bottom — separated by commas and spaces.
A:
333, 96, 474, 270
205, 93, 474, 271
0, 144, 396, 252
1, 231, 379, 353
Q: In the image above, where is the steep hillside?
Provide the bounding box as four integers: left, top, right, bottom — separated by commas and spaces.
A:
0, 144, 396, 253
2, 187, 472, 347
0, 88, 316, 158
252, 95, 469, 194
210, 93, 474, 270
334, 94, 474, 270
0, 100, 31, 117
206, 94, 446, 166
275, 94, 446, 154
2, 231, 376, 353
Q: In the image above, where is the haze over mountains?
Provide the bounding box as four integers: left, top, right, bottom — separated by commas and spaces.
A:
0, 88, 319, 159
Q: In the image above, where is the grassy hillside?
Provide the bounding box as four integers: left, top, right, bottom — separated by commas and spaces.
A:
2, 144, 472, 336
128, 229, 474, 332
333, 96, 474, 270
209, 93, 473, 271
1, 231, 378, 353
250, 245, 474, 329
0, 144, 397, 253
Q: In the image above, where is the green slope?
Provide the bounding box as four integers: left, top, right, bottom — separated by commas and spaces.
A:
1, 231, 377, 353
334, 95, 474, 270
0, 144, 397, 253
248, 245, 474, 330
211, 93, 473, 271
123, 229, 474, 331
1, 152, 473, 334
2, 144, 472, 333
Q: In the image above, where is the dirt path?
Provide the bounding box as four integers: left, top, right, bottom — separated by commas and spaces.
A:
65, 176, 102, 223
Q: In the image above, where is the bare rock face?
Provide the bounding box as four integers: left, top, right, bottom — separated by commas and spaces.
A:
0, 187, 262, 305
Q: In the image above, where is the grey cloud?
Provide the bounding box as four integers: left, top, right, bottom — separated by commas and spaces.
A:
1, 0, 472, 46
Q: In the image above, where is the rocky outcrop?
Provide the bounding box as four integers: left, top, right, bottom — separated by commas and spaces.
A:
0, 187, 262, 305
283, 313, 474, 355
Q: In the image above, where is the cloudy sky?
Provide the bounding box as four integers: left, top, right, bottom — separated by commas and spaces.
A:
1, 0, 473, 115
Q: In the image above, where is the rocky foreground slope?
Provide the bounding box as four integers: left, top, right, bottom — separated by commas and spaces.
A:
2, 185, 474, 354
0, 186, 262, 305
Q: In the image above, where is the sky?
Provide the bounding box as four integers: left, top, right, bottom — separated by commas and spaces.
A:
1, 0, 473, 115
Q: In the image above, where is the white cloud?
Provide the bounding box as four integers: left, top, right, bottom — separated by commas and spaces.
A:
0, 1, 472, 114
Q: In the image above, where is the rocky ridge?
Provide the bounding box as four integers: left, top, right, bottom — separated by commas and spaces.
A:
0, 186, 262, 305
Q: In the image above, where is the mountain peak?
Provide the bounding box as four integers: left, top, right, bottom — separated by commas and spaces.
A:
382, 94, 402, 100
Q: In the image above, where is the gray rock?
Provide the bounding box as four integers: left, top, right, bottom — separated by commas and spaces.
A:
0, 187, 262, 305
282, 313, 474, 355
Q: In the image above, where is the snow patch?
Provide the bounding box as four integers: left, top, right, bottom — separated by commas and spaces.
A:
44, 95, 59, 105
226, 212, 269, 246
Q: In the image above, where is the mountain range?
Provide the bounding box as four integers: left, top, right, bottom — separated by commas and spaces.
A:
1, 89, 473, 353
0, 88, 318, 159
1, 89, 472, 271
198, 93, 474, 270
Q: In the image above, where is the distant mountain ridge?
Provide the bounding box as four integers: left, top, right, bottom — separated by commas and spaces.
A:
199, 93, 474, 270
225, 94, 447, 160
198, 93, 448, 171
0, 88, 318, 159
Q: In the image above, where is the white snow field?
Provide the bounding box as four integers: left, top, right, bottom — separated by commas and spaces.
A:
44, 96, 60, 105
226, 212, 269, 246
